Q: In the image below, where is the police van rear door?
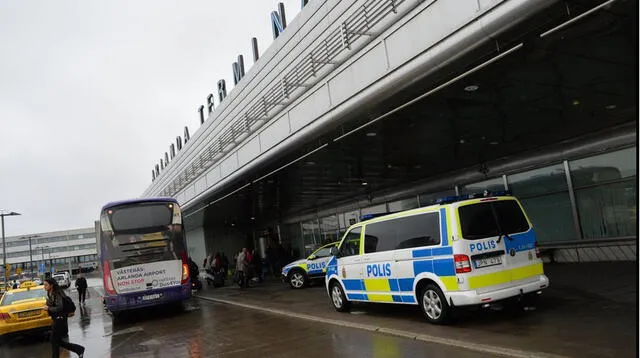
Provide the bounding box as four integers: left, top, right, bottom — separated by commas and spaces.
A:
456, 198, 530, 291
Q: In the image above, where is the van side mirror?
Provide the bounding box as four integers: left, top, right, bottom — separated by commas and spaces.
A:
329, 247, 339, 256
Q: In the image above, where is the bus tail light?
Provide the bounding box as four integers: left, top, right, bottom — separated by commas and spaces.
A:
0, 313, 10, 320
181, 263, 190, 284
103, 260, 117, 295
454, 254, 472, 274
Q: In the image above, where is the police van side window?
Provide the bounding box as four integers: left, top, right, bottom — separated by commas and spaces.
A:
313, 247, 332, 258
363, 220, 397, 254
396, 212, 441, 249
339, 227, 361, 257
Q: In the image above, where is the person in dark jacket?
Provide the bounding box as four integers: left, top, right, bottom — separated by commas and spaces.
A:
74, 274, 88, 304
44, 277, 85, 358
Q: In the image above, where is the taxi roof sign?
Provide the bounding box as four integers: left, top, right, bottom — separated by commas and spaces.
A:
19, 281, 37, 289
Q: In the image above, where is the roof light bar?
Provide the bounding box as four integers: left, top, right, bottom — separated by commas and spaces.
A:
360, 211, 400, 222
436, 190, 512, 205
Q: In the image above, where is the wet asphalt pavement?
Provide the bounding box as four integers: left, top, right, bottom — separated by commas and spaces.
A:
0, 279, 499, 358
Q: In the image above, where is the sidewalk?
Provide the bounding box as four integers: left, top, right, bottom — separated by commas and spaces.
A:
195, 262, 637, 358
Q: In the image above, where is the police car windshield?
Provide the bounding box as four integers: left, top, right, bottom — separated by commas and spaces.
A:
459, 200, 529, 240
1, 288, 47, 306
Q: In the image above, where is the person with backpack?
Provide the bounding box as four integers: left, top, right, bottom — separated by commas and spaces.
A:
44, 277, 85, 358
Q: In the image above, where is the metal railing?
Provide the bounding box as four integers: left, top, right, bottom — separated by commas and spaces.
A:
156, 0, 410, 197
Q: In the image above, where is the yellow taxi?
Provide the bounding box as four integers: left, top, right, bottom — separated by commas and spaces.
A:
0, 281, 52, 337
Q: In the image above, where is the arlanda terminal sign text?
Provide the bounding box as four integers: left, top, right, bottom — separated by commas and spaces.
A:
152, 1, 311, 182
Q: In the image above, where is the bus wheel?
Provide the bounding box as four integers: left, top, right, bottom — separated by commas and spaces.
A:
329, 281, 350, 312
419, 284, 451, 324
288, 270, 307, 289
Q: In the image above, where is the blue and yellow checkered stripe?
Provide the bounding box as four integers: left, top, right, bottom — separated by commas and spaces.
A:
342, 253, 457, 303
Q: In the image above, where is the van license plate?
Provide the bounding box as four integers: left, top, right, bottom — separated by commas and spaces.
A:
141, 294, 161, 301
474, 256, 502, 268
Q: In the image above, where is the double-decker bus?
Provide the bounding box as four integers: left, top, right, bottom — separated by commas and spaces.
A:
97, 197, 191, 314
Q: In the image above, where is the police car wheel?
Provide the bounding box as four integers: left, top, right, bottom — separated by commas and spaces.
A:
419, 284, 450, 324
330, 282, 350, 312
289, 270, 307, 289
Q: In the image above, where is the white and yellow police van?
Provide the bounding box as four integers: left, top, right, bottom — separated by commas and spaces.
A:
282, 242, 339, 289
325, 192, 549, 324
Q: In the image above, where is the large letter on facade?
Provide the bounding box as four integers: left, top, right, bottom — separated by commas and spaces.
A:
207, 94, 214, 114
251, 37, 260, 63
170, 144, 176, 159
271, 3, 287, 39
176, 136, 183, 151
164, 152, 170, 166
155, 164, 160, 176
198, 105, 205, 124
232, 55, 245, 85
184, 126, 191, 144
218, 80, 227, 102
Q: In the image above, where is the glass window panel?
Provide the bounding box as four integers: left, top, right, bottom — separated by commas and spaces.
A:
363, 221, 397, 253
388, 197, 419, 212
339, 228, 361, 257
508, 164, 568, 197
301, 219, 320, 252
570, 147, 637, 188
575, 180, 637, 239
520, 192, 577, 243
361, 204, 387, 216
460, 177, 505, 195
419, 189, 456, 207
396, 213, 441, 249
320, 215, 339, 233
338, 213, 346, 230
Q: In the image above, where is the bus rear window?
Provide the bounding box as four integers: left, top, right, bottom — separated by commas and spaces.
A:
458, 200, 530, 240
108, 203, 173, 232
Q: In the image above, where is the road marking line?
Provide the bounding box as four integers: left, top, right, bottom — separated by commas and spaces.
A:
197, 295, 569, 358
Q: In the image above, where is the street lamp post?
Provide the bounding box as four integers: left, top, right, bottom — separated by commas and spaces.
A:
40, 245, 49, 277
1, 210, 21, 286
19, 235, 39, 276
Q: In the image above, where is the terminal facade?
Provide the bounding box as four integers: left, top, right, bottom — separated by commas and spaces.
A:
1, 227, 97, 277
141, 0, 637, 267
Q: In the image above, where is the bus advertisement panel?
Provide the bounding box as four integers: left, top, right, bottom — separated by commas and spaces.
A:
98, 197, 191, 313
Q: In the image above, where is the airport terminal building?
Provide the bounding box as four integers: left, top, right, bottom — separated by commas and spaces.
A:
0, 227, 98, 276
141, 0, 637, 267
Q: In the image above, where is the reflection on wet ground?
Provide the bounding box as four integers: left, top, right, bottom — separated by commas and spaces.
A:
0, 286, 498, 358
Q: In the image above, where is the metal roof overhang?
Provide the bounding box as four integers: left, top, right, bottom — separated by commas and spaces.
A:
193, 0, 636, 229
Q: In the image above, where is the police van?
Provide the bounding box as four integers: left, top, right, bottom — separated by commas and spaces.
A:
325, 192, 549, 324
282, 242, 339, 289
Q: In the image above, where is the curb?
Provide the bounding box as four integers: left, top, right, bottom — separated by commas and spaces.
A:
196, 295, 569, 358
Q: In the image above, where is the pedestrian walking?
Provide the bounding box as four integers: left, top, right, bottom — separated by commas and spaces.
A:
235, 248, 247, 288
74, 274, 88, 305
44, 277, 85, 358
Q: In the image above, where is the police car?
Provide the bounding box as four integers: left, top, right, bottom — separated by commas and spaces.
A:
281, 242, 338, 289
325, 191, 549, 324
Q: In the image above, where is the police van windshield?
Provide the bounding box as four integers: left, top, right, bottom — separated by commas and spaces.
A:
458, 200, 530, 240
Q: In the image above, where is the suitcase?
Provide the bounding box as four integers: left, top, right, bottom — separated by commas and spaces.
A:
213, 271, 225, 287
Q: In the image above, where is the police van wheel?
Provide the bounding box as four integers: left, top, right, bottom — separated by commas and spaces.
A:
289, 270, 307, 289
330, 282, 350, 312
419, 284, 450, 324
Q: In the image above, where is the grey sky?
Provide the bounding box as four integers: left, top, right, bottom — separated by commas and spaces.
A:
0, 0, 301, 236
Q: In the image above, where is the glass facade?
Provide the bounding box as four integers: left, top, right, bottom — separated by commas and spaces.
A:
570, 147, 637, 239
284, 146, 636, 258
508, 164, 577, 243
